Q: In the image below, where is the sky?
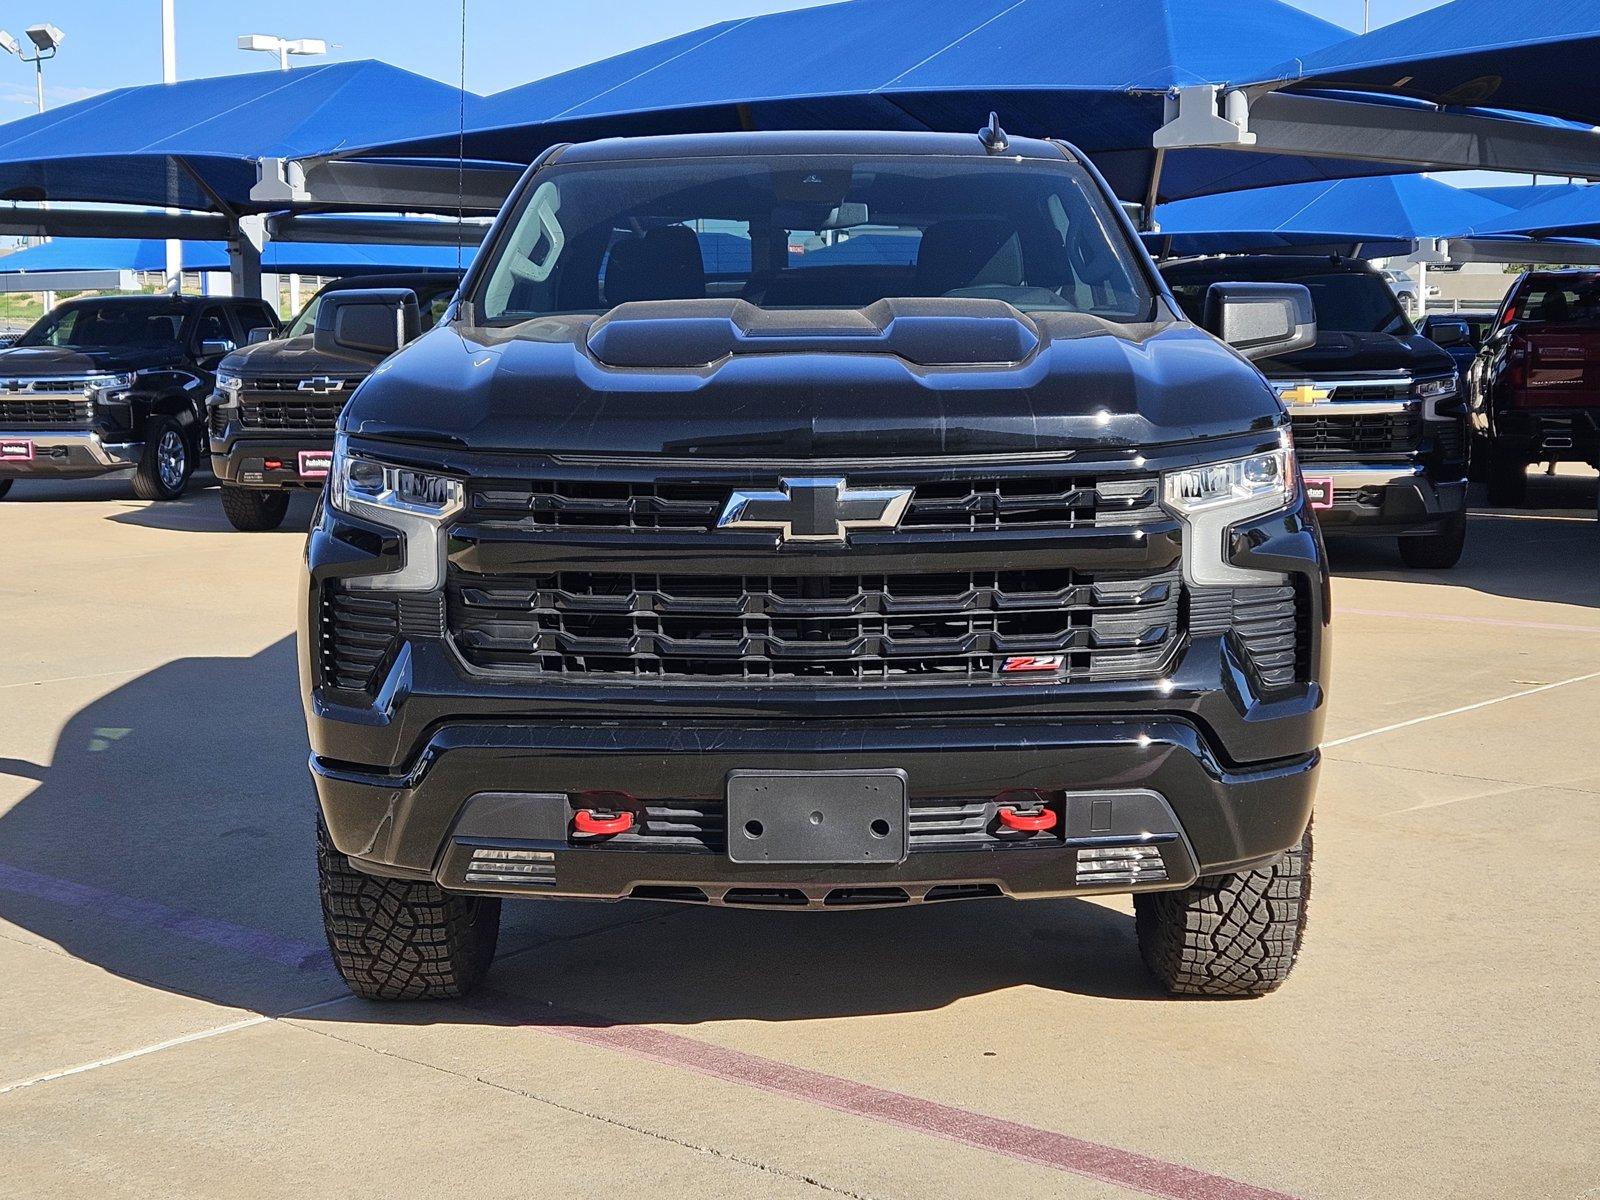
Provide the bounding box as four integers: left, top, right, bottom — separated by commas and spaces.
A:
0, 0, 1448, 112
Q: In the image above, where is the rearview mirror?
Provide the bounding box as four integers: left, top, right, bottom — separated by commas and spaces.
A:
1203, 282, 1317, 362
1425, 318, 1470, 348
313, 289, 421, 360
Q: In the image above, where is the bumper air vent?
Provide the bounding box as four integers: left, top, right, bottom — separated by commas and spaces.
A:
1188, 583, 1309, 696
1076, 843, 1167, 885
464, 847, 555, 887
318, 587, 401, 693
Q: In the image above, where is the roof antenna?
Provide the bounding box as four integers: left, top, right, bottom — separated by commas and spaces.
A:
980, 112, 1009, 155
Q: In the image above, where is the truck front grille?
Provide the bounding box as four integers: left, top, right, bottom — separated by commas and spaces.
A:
238, 377, 357, 431
1291, 410, 1421, 460
469, 474, 1159, 533
0, 397, 93, 428
446, 565, 1181, 684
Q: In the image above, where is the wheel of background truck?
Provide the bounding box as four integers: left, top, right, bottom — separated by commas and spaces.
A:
132, 415, 192, 501
1467, 434, 1492, 484
1484, 446, 1528, 507
220, 484, 290, 532
1398, 509, 1467, 570
1134, 824, 1311, 998
317, 821, 501, 1001
0, 479, 12, 500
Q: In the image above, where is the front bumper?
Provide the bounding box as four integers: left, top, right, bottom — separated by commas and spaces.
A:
1306, 462, 1466, 535
312, 719, 1319, 906
210, 427, 333, 489
0, 429, 141, 477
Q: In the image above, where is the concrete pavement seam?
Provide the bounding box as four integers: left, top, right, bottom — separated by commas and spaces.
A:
1323, 754, 1600, 799
274, 1015, 886, 1199
1325, 670, 1600, 749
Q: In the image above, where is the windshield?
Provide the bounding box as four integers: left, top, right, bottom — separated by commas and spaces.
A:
20, 301, 186, 350
286, 283, 456, 338
1512, 279, 1600, 325
474, 154, 1155, 324
1168, 268, 1411, 336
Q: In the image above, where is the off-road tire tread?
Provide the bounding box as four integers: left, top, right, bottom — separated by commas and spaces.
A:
220, 484, 290, 531
1135, 826, 1311, 998
317, 822, 500, 1000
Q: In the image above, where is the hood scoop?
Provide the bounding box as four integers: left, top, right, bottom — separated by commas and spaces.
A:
586, 297, 1040, 369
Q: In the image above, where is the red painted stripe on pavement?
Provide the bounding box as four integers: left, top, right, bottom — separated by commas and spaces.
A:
529, 1009, 1300, 1200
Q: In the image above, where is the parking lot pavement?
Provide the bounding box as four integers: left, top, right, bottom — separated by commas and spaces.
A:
1, 473, 1596, 1200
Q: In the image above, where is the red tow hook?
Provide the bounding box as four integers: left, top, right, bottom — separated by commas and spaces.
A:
996, 806, 1058, 833
573, 809, 634, 836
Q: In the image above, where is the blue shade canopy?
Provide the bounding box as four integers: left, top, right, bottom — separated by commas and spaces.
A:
1474, 185, 1600, 238
1463, 183, 1593, 212
0, 61, 475, 213
359, 0, 1388, 204
1266, 0, 1600, 126
0, 238, 473, 276
1154, 174, 1515, 247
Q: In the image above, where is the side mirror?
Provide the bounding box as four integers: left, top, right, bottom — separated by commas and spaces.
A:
199, 338, 236, 358
246, 327, 276, 345
313, 289, 421, 360
1425, 319, 1470, 348
1203, 282, 1317, 361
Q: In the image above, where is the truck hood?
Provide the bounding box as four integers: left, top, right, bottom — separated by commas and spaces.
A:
344, 304, 1284, 460
221, 334, 372, 379
0, 343, 181, 377
1255, 331, 1455, 380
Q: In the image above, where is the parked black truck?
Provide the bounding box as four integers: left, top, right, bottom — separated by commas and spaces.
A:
301, 128, 1331, 1002
0, 294, 278, 501
208, 272, 463, 530
1163, 256, 1469, 568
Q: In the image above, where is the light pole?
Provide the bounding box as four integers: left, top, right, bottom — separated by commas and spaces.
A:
0, 23, 65, 114
237, 34, 327, 72
1, 24, 65, 310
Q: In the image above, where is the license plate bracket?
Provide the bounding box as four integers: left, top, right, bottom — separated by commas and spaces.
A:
298, 449, 332, 479
726, 769, 908, 865
1303, 477, 1334, 511
0, 439, 34, 461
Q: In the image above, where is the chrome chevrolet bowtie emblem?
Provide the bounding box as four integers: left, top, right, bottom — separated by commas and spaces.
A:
717, 477, 913, 544
297, 376, 345, 394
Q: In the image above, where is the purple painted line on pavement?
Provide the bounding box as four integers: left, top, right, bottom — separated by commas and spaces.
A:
0, 861, 325, 970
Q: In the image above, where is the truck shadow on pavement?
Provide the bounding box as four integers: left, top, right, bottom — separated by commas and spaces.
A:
1327, 476, 1599, 609
0, 637, 1166, 1033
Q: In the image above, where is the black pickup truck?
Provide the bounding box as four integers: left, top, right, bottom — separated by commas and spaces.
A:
0, 294, 278, 500
208, 272, 462, 530
302, 127, 1330, 1002
1163, 256, 1468, 568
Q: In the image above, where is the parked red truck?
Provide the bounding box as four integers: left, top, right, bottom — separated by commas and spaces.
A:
1469, 271, 1600, 506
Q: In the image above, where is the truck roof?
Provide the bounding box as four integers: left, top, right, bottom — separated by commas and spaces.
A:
551, 128, 1076, 165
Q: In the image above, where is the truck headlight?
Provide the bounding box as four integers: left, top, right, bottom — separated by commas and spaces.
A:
329, 433, 463, 591
1414, 375, 1457, 401
1162, 446, 1295, 586
88, 372, 135, 405
213, 373, 243, 407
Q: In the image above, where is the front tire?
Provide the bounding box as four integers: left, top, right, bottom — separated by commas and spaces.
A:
1398, 509, 1467, 570
220, 484, 290, 531
132, 416, 193, 501
317, 822, 500, 1001
1135, 825, 1311, 998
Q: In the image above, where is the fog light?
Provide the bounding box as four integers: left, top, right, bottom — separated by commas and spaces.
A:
1075, 843, 1167, 885
464, 847, 556, 887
